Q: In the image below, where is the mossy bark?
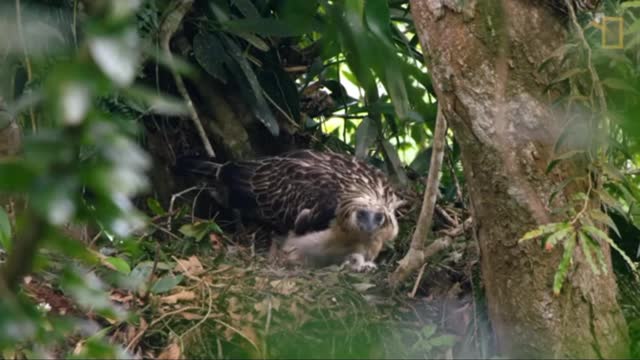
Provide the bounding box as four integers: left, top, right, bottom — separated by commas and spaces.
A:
409, 0, 628, 357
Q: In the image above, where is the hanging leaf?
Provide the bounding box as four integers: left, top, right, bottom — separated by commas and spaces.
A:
583, 225, 637, 273
354, 117, 377, 159
553, 232, 576, 296
546, 150, 585, 174
588, 209, 621, 239
578, 230, 601, 275
231, 0, 261, 18
193, 31, 229, 83
221, 34, 279, 136
223, 18, 313, 37
382, 140, 408, 186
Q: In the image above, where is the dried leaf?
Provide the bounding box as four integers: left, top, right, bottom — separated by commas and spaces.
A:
270, 279, 297, 295
181, 312, 204, 320
157, 341, 181, 360
174, 256, 204, 276
161, 290, 196, 304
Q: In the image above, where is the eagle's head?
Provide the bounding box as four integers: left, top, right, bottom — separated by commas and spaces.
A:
337, 190, 404, 244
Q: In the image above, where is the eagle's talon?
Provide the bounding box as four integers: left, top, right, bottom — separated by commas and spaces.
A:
354, 261, 377, 273
345, 253, 377, 272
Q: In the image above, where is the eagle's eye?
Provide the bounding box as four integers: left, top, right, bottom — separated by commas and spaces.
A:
354, 209, 384, 232
373, 212, 384, 225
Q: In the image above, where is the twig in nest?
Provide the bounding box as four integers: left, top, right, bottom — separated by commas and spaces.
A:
159, 0, 215, 158
167, 186, 200, 230
389, 106, 447, 287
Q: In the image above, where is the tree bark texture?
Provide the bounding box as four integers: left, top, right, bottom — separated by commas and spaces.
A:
409, 0, 628, 358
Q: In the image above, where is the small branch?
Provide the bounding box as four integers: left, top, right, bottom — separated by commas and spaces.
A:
15, 0, 37, 132
389, 106, 448, 287
159, 0, 215, 158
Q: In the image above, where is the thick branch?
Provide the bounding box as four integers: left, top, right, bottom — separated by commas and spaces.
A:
389, 106, 447, 287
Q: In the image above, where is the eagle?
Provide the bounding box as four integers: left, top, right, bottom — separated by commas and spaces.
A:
178, 149, 405, 271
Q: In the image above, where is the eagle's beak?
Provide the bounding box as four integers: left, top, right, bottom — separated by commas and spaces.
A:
356, 209, 383, 233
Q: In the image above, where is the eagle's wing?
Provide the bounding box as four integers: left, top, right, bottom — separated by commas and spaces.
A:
220, 150, 342, 233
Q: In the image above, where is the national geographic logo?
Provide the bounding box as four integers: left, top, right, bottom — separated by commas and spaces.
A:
591, 13, 624, 49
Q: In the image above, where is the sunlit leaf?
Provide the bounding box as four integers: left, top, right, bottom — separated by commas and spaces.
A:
518, 222, 566, 243
88, 28, 140, 87
104, 257, 131, 275
146, 198, 165, 216
621, 1, 640, 9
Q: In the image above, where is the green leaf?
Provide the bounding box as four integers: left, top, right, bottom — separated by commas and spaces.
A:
544, 224, 573, 250
583, 225, 637, 273
421, 324, 437, 339
146, 198, 165, 216
104, 257, 131, 274
578, 231, 601, 275
593, 189, 627, 217
88, 27, 140, 87
337, 0, 376, 92
0, 207, 11, 251
381, 140, 408, 186
621, 1, 640, 9
231, 0, 261, 18
547, 175, 584, 206
151, 274, 183, 294
550, 68, 587, 85
179, 221, 222, 242
0, 162, 36, 192
518, 222, 566, 243
193, 30, 229, 82
580, 230, 609, 275
546, 150, 585, 174
601, 78, 640, 94
553, 232, 576, 296
221, 34, 279, 136
428, 334, 456, 347
384, 64, 410, 119
588, 209, 621, 239
123, 86, 189, 116
223, 18, 312, 37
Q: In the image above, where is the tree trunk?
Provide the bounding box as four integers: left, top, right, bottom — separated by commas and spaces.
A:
409, 0, 628, 358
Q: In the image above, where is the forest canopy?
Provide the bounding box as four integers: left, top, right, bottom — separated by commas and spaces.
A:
1, 0, 640, 358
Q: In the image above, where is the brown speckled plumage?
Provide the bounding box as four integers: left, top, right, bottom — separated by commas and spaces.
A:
178, 150, 404, 269
215, 150, 403, 234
